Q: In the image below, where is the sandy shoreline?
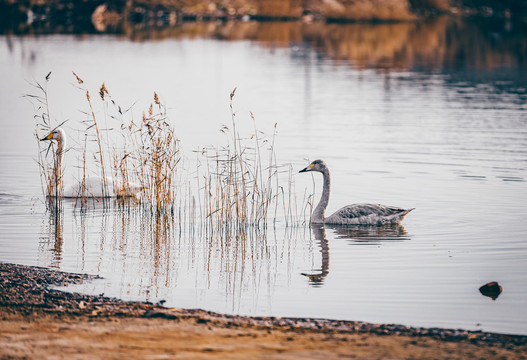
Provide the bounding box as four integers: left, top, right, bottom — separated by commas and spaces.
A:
1, 262, 526, 359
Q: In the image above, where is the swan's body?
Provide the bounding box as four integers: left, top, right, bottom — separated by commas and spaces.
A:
62, 175, 140, 198
299, 159, 413, 225
40, 128, 141, 198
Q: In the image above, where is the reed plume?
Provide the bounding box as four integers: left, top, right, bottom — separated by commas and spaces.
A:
30, 75, 307, 231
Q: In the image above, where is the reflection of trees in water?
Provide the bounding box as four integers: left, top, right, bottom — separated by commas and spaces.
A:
113, 18, 526, 73
11, 17, 526, 85
297, 18, 525, 72
302, 223, 410, 287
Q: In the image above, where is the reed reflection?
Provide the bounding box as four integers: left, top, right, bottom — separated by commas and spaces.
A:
37, 198, 303, 310
139, 213, 175, 298
303, 223, 410, 287
39, 209, 64, 269
66, 200, 177, 301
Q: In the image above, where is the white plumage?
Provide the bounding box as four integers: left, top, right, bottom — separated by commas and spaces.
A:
40, 128, 141, 198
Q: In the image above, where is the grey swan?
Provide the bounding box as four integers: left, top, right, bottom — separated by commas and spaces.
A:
299, 159, 413, 225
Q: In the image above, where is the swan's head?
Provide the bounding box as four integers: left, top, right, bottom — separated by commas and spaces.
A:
299, 159, 327, 173
40, 128, 65, 143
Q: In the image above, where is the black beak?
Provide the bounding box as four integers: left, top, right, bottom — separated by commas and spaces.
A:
299, 167, 309, 173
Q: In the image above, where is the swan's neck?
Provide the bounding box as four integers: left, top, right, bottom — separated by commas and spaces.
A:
312, 168, 330, 224
56, 138, 64, 168
52, 137, 65, 194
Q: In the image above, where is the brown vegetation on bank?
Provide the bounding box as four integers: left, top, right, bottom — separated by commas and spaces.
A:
2, 0, 527, 35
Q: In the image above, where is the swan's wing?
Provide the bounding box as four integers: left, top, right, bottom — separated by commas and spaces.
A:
327, 203, 412, 224
64, 176, 143, 198
63, 176, 114, 198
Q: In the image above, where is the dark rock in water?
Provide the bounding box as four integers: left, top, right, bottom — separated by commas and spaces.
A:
479, 281, 503, 300
143, 310, 179, 320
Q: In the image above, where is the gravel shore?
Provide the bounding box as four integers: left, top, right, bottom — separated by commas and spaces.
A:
1, 262, 526, 359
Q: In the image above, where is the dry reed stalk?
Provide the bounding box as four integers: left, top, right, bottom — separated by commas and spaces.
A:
31, 75, 308, 237
193, 87, 306, 246
130, 93, 180, 215
85, 89, 109, 198
28, 75, 319, 305
27, 74, 64, 212
78, 132, 89, 208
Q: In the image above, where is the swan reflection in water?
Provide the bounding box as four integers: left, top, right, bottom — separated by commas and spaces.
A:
38, 210, 64, 269
301, 224, 330, 286
302, 223, 410, 287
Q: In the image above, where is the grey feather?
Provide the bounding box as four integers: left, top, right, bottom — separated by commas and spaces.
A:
300, 159, 413, 225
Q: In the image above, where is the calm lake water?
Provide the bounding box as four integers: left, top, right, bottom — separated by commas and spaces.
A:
1, 18, 526, 335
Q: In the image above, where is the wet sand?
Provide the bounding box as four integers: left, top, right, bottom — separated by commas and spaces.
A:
1, 262, 526, 359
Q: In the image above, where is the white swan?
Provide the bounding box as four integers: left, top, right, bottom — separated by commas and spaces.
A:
299, 159, 413, 225
40, 128, 141, 198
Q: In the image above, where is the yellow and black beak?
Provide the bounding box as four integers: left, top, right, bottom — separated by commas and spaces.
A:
40, 132, 54, 141
299, 163, 314, 173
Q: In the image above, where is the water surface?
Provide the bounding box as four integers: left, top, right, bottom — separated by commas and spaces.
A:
1, 18, 526, 335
